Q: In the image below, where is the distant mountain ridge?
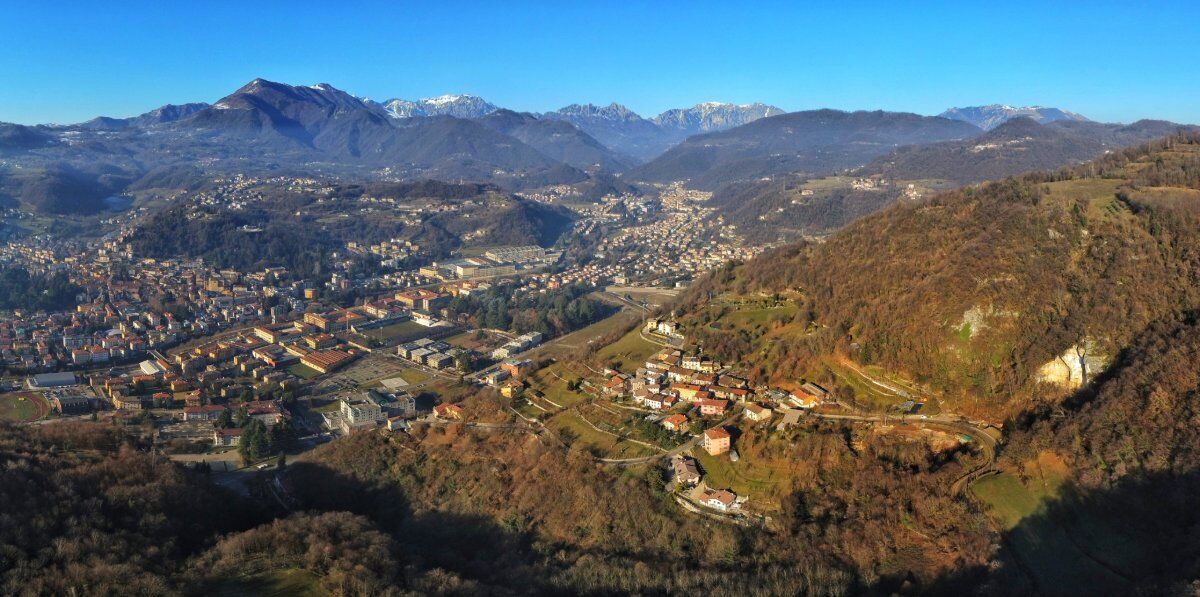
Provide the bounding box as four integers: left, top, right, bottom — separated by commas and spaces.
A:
653, 102, 784, 135
542, 103, 672, 161
939, 104, 1089, 130
476, 109, 637, 172
371, 94, 499, 119
3, 78, 1193, 220
866, 116, 1195, 183
179, 79, 596, 188
77, 102, 209, 131
629, 109, 982, 189
544, 101, 785, 161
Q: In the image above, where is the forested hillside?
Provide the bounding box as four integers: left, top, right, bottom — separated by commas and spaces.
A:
679, 133, 1200, 413
711, 174, 913, 241
0, 412, 998, 595
866, 117, 1194, 184
282, 396, 992, 594
128, 183, 574, 274
0, 265, 81, 311
629, 109, 980, 189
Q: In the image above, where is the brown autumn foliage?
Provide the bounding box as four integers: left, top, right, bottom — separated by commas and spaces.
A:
282, 409, 995, 594
677, 133, 1200, 414
193, 511, 406, 596
0, 422, 253, 595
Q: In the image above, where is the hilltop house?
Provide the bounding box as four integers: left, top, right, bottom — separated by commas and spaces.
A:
661, 413, 689, 432
703, 427, 731, 455
744, 403, 773, 422
672, 456, 702, 486
433, 403, 464, 420
700, 488, 737, 512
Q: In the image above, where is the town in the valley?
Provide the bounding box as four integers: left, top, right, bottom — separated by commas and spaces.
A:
0, 174, 997, 523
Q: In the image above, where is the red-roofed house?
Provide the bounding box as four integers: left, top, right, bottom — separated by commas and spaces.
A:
698, 399, 729, 417
703, 427, 731, 455
662, 413, 689, 432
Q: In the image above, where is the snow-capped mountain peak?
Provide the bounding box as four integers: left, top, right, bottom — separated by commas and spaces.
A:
653, 101, 785, 133
938, 104, 1090, 130
376, 94, 498, 119
551, 103, 645, 123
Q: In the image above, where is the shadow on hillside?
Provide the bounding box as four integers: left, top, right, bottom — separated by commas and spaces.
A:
904, 469, 1200, 596
280, 461, 545, 589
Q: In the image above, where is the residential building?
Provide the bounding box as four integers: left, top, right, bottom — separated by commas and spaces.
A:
662, 413, 689, 432
744, 403, 773, 422
341, 396, 385, 426
698, 398, 729, 417
703, 427, 731, 455
433, 403, 464, 420
672, 456, 702, 486
184, 405, 226, 422
700, 489, 737, 512
500, 359, 532, 378
213, 428, 243, 447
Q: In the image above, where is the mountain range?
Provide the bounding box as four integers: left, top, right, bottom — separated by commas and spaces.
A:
628, 109, 983, 189
938, 104, 1090, 130
669, 133, 1200, 591
865, 115, 1194, 183
369, 94, 499, 119
2, 79, 1192, 229
79, 102, 209, 130
653, 101, 785, 135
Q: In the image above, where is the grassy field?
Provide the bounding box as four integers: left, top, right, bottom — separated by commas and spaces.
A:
288, 363, 322, 380
718, 302, 798, 328
608, 286, 679, 307
693, 446, 792, 499
595, 326, 661, 366
0, 392, 49, 423
310, 399, 341, 414
548, 411, 656, 459
800, 175, 857, 191
972, 453, 1136, 593
373, 320, 427, 341
535, 373, 588, 408
445, 330, 503, 352
538, 309, 641, 359
820, 358, 910, 410
213, 568, 327, 597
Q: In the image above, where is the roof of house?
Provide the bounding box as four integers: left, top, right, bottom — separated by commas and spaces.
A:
704, 427, 731, 440
703, 489, 736, 506
301, 350, 353, 369
184, 405, 226, 414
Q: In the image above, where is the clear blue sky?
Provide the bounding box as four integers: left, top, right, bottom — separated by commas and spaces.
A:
2, 0, 1198, 125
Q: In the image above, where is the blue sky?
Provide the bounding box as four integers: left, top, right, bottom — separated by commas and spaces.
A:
1, 0, 1197, 125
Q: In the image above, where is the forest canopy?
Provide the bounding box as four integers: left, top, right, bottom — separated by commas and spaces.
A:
0, 265, 81, 311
